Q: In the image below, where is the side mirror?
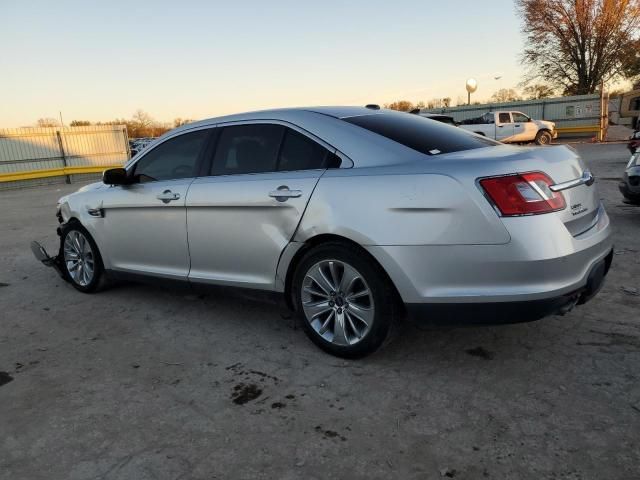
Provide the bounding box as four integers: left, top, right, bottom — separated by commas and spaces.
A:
103, 168, 130, 185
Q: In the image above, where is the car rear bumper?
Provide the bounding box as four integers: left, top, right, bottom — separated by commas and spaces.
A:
366, 203, 612, 306
405, 248, 612, 325
619, 178, 640, 201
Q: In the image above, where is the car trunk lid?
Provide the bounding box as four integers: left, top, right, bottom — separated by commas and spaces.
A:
436, 145, 601, 236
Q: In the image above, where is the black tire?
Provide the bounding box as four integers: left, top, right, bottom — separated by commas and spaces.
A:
59, 222, 106, 293
292, 242, 398, 358
535, 130, 553, 145
622, 196, 640, 205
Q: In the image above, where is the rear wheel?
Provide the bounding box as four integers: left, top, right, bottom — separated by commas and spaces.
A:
293, 242, 397, 358
535, 130, 553, 145
60, 223, 106, 293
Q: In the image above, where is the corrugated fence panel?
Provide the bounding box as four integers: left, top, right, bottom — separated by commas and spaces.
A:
423, 94, 606, 132
0, 125, 129, 190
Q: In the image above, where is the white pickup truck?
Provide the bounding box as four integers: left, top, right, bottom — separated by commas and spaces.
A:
458, 111, 557, 145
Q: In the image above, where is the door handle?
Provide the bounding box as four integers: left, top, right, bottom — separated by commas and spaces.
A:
156, 190, 180, 203
514, 124, 521, 127
269, 186, 302, 202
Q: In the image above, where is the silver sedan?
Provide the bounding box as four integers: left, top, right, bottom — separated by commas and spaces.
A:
33, 106, 613, 357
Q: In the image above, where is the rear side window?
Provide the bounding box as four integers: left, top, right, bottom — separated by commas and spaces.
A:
211, 124, 285, 175
278, 129, 331, 171
343, 113, 497, 156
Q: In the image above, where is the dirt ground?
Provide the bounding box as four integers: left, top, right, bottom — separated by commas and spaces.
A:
1, 143, 638, 480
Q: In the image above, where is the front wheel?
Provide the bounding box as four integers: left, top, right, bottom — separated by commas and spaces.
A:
535, 130, 553, 145
60, 223, 106, 293
293, 243, 397, 358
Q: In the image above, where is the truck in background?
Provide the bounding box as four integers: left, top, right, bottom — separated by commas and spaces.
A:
457, 111, 557, 145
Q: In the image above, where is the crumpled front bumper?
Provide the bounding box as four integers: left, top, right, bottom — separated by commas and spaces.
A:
30, 241, 65, 279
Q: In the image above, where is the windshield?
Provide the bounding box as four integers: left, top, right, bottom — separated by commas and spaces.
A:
343, 113, 498, 156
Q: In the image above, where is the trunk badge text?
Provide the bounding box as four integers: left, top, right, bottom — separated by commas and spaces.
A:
571, 203, 588, 216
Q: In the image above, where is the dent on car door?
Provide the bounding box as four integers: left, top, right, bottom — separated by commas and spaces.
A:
97, 128, 211, 279
186, 123, 340, 289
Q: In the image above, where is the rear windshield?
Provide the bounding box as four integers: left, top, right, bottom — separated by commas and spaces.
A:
343, 113, 498, 155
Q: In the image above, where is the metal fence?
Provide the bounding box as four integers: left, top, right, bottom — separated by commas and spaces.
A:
423, 93, 610, 136
0, 125, 129, 190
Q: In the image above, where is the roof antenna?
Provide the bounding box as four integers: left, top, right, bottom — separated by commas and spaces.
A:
365, 104, 380, 110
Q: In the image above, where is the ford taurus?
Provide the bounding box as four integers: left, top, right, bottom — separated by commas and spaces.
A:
32, 106, 613, 357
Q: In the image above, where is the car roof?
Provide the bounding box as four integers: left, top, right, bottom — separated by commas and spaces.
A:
182, 106, 383, 128
134, 107, 418, 169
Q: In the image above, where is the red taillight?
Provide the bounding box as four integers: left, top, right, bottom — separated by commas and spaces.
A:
479, 172, 566, 216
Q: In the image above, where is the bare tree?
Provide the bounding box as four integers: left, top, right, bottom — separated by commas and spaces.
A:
384, 100, 415, 112
36, 118, 59, 127
491, 88, 522, 102
173, 118, 194, 128
517, 0, 640, 95
523, 83, 557, 99
132, 109, 154, 129
70, 120, 91, 127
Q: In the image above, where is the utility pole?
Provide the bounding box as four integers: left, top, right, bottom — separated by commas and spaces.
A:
598, 79, 608, 142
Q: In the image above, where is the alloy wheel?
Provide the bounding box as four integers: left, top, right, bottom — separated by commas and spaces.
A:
63, 230, 95, 287
301, 260, 375, 346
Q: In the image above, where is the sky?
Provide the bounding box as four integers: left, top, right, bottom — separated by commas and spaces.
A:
0, 0, 525, 127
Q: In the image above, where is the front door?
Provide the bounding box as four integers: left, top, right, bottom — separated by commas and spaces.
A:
186, 123, 340, 289
511, 111, 537, 142
97, 128, 211, 279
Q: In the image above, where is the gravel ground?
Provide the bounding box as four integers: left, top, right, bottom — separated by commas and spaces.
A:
0, 143, 638, 480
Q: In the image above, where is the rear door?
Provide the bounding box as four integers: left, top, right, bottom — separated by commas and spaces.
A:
496, 112, 515, 141
186, 122, 340, 289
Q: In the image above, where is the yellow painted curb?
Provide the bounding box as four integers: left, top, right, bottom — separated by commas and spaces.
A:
0, 165, 121, 183
556, 125, 600, 134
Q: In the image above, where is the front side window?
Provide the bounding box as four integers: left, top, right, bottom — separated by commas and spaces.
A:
343, 113, 498, 156
498, 112, 512, 124
211, 124, 284, 175
133, 129, 209, 182
512, 112, 530, 123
